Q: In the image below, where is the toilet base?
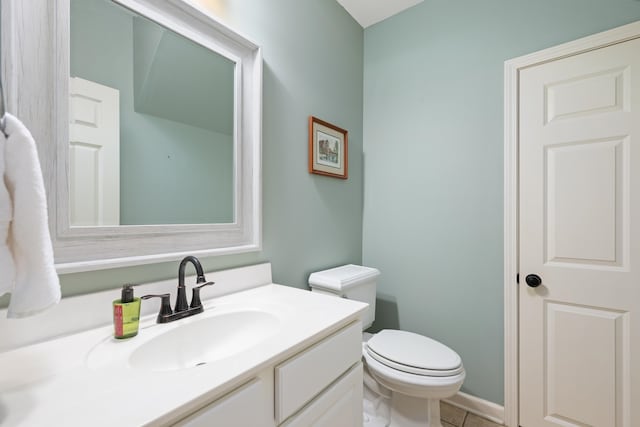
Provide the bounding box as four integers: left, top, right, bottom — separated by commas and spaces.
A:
363, 368, 445, 427
389, 392, 442, 427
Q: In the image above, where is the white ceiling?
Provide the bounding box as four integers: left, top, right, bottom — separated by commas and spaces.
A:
335, 0, 424, 28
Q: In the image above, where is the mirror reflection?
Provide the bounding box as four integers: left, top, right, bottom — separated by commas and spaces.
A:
69, 0, 235, 226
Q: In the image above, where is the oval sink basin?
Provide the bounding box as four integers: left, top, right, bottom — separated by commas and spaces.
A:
128, 310, 281, 372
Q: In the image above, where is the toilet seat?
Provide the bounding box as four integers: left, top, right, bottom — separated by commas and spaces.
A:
363, 348, 466, 400
365, 329, 464, 377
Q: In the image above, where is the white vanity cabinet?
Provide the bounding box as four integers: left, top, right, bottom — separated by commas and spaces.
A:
171, 321, 363, 427
0, 278, 369, 427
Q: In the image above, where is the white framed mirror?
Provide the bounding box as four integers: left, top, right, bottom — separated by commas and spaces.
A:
1, 0, 262, 273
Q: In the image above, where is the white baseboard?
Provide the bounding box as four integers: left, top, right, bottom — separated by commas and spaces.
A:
444, 391, 505, 425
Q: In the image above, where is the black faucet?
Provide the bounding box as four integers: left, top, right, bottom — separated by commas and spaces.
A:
176, 255, 207, 312
142, 256, 215, 323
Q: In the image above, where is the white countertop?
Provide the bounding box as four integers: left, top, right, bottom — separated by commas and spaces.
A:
0, 284, 367, 426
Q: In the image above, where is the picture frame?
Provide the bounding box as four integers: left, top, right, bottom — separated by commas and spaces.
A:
308, 116, 348, 179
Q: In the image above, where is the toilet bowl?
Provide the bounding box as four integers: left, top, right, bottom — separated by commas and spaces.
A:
363, 330, 465, 427
309, 265, 465, 427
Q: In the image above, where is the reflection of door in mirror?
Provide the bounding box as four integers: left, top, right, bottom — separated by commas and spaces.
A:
69, 77, 120, 226
70, 0, 236, 226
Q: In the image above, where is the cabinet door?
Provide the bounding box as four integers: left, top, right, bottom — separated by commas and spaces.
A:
282, 362, 363, 427
173, 376, 273, 427
275, 322, 362, 423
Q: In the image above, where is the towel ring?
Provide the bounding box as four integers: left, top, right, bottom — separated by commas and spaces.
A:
0, 78, 6, 136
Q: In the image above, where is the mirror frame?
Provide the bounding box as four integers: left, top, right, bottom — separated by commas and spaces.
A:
1, 0, 262, 273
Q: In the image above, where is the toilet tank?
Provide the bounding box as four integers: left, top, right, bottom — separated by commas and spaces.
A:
308, 264, 380, 330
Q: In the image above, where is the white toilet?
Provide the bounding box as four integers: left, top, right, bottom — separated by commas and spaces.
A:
309, 265, 465, 427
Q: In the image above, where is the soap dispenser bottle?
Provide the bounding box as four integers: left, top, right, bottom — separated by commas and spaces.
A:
113, 284, 141, 339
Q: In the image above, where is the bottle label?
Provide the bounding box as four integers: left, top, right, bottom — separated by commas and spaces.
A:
114, 304, 124, 337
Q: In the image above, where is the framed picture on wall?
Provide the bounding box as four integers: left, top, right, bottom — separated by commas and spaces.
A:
308, 116, 348, 179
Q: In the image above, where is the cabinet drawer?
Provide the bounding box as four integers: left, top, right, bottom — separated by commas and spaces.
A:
282, 362, 363, 427
275, 321, 361, 424
172, 377, 271, 427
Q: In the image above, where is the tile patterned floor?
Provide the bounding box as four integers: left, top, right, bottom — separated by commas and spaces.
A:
441, 401, 503, 427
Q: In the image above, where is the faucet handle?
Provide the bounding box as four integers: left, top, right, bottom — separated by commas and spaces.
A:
190, 281, 215, 310
142, 293, 173, 323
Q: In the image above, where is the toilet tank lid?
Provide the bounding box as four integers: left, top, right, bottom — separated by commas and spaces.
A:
308, 264, 380, 291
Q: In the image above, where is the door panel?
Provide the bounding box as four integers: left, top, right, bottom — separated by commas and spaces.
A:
545, 66, 629, 124
546, 138, 622, 264
69, 77, 120, 226
544, 302, 628, 427
519, 37, 640, 427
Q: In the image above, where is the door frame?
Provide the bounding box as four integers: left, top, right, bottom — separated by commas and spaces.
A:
503, 20, 640, 427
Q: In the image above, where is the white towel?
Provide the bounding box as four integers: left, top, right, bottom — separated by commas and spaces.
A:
0, 124, 15, 295
2, 113, 60, 318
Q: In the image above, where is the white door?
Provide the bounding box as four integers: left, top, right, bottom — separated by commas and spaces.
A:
69, 77, 120, 226
519, 37, 640, 427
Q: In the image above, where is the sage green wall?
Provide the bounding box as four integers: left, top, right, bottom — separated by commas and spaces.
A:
46, 1, 363, 296
362, 0, 640, 404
